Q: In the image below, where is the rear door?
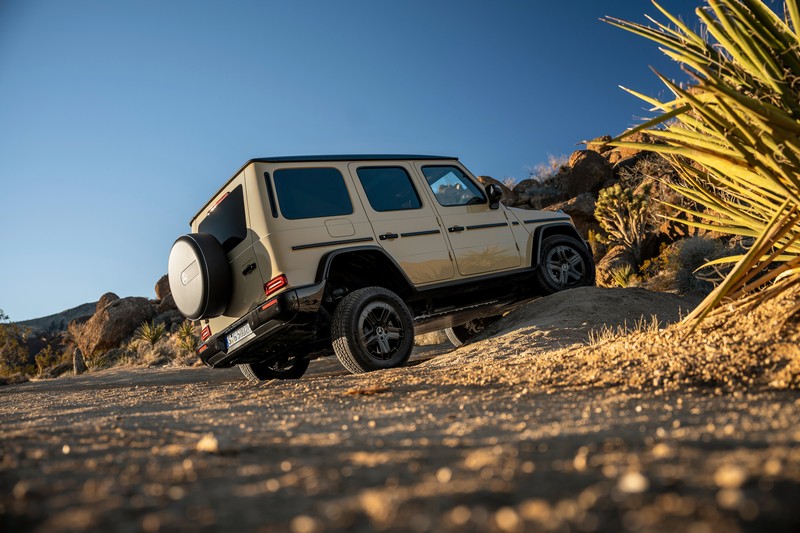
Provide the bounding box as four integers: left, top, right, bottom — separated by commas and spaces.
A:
196, 175, 263, 323
348, 162, 455, 285
413, 163, 521, 277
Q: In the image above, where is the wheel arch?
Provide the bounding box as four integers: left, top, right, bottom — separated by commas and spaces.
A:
315, 246, 415, 298
529, 223, 586, 268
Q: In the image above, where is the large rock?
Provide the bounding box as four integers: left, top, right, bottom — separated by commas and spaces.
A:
476, 176, 521, 207
585, 135, 613, 154
512, 179, 562, 209
596, 246, 637, 288
544, 193, 599, 238
69, 297, 156, 356
156, 293, 178, 314
96, 292, 119, 313
155, 275, 171, 300
563, 150, 612, 198
615, 131, 658, 159
73, 349, 87, 375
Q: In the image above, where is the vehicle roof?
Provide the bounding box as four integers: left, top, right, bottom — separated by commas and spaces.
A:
251, 154, 456, 163
190, 154, 459, 225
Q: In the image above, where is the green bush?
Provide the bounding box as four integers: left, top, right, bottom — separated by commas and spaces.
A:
135, 320, 166, 346
176, 320, 198, 353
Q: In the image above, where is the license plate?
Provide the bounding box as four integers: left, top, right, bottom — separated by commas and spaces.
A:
226, 323, 255, 349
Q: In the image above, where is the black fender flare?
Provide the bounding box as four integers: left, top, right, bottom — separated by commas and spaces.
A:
314, 245, 415, 290
529, 223, 586, 268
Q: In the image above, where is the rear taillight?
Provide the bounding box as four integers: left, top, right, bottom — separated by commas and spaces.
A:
201, 326, 211, 341
265, 274, 288, 297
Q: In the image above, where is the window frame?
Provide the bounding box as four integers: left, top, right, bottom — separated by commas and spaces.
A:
272, 166, 354, 220
198, 184, 248, 254
421, 165, 487, 207
355, 165, 423, 213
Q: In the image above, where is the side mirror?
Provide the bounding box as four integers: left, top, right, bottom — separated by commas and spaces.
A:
485, 183, 503, 210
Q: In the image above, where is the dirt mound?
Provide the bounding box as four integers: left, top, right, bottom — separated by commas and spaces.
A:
491, 286, 693, 337
424, 287, 697, 369
421, 285, 800, 392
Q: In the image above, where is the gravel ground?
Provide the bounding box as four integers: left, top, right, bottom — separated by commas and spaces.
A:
2, 288, 799, 532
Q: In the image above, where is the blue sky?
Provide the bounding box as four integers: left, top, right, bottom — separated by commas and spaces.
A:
0, 0, 702, 320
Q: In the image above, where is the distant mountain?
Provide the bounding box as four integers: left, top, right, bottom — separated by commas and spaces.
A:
14, 302, 97, 335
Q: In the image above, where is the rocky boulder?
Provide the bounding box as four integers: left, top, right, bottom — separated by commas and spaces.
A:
563, 150, 612, 198
596, 246, 637, 288
68, 297, 156, 356
96, 292, 120, 312
614, 131, 658, 160
544, 193, 599, 238
155, 275, 171, 300
476, 176, 521, 207
585, 135, 613, 155
512, 179, 563, 209
156, 293, 178, 314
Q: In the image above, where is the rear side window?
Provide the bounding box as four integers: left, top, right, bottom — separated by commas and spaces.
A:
273, 167, 353, 220
198, 185, 247, 253
356, 167, 422, 212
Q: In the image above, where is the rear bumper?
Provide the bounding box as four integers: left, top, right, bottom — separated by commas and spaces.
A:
196, 283, 325, 368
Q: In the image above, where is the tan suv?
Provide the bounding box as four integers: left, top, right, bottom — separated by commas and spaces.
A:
168, 155, 594, 381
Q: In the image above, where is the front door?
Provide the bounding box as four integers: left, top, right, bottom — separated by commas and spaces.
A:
414, 163, 521, 277
348, 162, 455, 285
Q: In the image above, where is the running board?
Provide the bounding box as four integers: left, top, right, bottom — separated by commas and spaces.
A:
412, 297, 532, 335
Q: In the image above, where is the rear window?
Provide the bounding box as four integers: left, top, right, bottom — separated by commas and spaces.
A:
356, 167, 422, 212
273, 167, 353, 220
198, 185, 247, 253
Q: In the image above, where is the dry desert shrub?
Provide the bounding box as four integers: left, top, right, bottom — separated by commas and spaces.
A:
569, 284, 800, 390
642, 237, 742, 294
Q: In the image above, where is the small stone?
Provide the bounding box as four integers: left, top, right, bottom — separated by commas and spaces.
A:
436, 467, 453, 483
714, 465, 747, 489
617, 471, 649, 494
495, 507, 521, 532
196, 433, 219, 454
290, 515, 322, 533
716, 488, 743, 509
13, 480, 41, 500
449, 505, 471, 526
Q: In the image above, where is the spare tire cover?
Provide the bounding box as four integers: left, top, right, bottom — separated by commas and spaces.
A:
168, 233, 232, 320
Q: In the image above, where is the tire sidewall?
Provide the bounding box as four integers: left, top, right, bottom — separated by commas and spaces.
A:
536, 234, 596, 294
333, 287, 414, 372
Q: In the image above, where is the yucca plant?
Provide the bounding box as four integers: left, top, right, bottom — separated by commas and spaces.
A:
605, 0, 800, 323
610, 264, 640, 288
175, 320, 198, 353
135, 320, 166, 346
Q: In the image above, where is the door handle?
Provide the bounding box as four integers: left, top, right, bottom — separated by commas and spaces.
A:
242, 263, 257, 276
379, 232, 399, 241
448, 225, 465, 233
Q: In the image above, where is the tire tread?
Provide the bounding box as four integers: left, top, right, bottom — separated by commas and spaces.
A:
331, 287, 413, 374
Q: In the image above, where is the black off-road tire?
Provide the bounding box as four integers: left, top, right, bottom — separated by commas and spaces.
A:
238, 355, 310, 382
444, 316, 499, 348
168, 233, 231, 320
534, 234, 596, 295
331, 287, 414, 374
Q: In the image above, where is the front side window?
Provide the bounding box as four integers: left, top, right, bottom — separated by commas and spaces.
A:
421, 166, 485, 207
356, 167, 422, 212
273, 167, 353, 220
198, 185, 247, 253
